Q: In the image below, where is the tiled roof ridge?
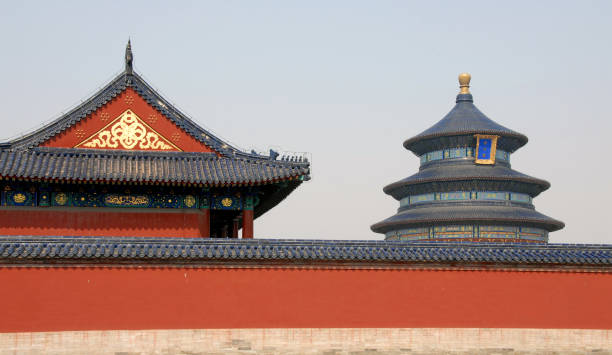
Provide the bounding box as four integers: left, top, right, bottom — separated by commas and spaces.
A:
383, 164, 551, 198
128, 72, 232, 155
0, 237, 609, 267
4, 73, 128, 151
1, 236, 610, 248
25, 147, 308, 167
386, 174, 550, 189
0, 149, 310, 185
370, 204, 565, 233
2, 70, 304, 165
406, 128, 527, 144
2, 71, 232, 153
403, 95, 529, 155
30, 147, 217, 159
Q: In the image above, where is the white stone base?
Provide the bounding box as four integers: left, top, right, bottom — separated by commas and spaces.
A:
1, 328, 610, 354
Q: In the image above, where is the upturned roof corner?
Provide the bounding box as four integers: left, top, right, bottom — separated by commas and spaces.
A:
0, 43, 311, 187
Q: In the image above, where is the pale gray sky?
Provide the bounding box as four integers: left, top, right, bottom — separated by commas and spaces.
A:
0, 1, 610, 243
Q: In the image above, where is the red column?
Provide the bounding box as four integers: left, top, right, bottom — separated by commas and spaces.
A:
232, 218, 239, 239
242, 210, 254, 239
199, 209, 210, 238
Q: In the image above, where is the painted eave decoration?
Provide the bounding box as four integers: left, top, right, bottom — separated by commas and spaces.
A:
0, 41, 310, 187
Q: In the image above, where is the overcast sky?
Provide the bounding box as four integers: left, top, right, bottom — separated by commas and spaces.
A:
0, 1, 610, 243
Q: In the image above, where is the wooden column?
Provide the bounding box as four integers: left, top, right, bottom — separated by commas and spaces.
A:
232, 218, 239, 239
242, 210, 254, 239
242, 195, 254, 239
199, 209, 210, 238
198, 195, 210, 238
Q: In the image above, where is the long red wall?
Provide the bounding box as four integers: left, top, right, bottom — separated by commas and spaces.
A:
0, 266, 610, 332
0, 209, 208, 238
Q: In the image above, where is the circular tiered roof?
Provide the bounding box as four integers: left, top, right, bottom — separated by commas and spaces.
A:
371, 74, 564, 243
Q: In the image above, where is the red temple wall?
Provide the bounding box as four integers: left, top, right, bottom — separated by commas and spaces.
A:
0, 208, 207, 238
0, 266, 610, 332
40, 87, 216, 154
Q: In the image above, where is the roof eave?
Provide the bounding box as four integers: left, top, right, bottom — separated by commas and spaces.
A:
371, 215, 565, 234
383, 175, 551, 199
403, 131, 529, 156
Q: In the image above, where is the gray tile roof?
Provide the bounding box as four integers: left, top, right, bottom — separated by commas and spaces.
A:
0, 70, 310, 185
384, 161, 550, 199
0, 237, 609, 268
372, 81, 563, 240
371, 204, 564, 233
4, 72, 232, 154
403, 94, 528, 155
0, 148, 309, 185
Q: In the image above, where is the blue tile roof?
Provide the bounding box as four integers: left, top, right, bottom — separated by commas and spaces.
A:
0, 237, 609, 267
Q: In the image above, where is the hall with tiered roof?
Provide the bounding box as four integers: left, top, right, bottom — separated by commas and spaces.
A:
371, 73, 564, 243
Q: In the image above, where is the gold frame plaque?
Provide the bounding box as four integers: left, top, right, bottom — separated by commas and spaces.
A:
474, 134, 498, 165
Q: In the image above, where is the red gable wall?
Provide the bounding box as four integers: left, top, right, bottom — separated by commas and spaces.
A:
40, 87, 216, 153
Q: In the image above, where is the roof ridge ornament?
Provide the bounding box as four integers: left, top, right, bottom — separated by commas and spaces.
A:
125, 39, 133, 75
458, 72, 471, 94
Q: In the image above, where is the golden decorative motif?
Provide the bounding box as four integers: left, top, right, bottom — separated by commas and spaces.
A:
458, 72, 471, 94
221, 197, 233, 207
147, 114, 158, 124
184, 195, 196, 207
12, 193, 26, 203
124, 95, 135, 105
75, 110, 180, 151
104, 194, 149, 206
75, 129, 86, 139
100, 112, 110, 122
55, 193, 68, 206
171, 133, 181, 142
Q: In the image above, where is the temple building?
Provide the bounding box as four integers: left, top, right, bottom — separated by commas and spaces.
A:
371, 73, 564, 243
0, 41, 310, 239
0, 55, 610, 353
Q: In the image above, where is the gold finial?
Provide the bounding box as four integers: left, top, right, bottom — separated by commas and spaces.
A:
458, 72, 471, 94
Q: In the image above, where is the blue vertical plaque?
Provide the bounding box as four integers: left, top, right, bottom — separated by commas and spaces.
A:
474, 135, 498, 165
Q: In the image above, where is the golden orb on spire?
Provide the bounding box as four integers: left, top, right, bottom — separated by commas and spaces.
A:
458, 72, 471, 94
